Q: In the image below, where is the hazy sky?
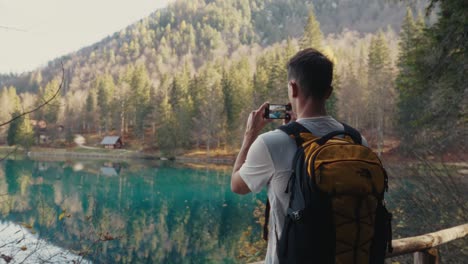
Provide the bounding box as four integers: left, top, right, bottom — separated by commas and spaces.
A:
0, 0, 170, 74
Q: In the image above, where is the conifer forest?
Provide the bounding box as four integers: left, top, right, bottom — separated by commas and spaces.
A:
1, 0, 464, 157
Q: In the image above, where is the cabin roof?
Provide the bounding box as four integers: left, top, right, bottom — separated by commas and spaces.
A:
100, 136, 121, 145
100, 167, 118, 176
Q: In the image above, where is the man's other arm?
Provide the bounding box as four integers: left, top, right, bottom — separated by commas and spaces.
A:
231, 102, 271, 195
231, 134, 256, 194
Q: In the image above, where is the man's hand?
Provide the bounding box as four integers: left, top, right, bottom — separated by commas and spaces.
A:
231, 102, 271, 194
283, 103, 297, 125
244, 102, 271, 139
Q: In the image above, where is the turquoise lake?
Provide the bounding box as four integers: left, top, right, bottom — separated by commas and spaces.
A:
0, 159, 466, 263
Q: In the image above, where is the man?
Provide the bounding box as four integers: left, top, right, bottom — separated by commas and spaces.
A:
231, 48, 367, 263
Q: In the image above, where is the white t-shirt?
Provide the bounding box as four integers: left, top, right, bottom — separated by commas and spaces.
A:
239, 116, 367, 264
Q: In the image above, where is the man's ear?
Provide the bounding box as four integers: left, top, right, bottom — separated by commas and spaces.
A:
290, 81, 299, 98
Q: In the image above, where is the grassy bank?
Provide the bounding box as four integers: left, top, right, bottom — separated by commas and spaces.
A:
176, 148, 236, 164
27, 146, 158, 161
0, 145, 238, 164
0, 146, 27, 160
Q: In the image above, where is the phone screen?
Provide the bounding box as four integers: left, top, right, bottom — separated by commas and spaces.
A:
264, 104, 291, 119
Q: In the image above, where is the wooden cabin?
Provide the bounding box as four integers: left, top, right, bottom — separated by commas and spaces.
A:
100, 136, 123, 149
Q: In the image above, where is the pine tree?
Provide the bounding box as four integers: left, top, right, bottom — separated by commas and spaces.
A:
222, 57, 253, 146
96, 75, 115, 134
188, 74, 203, 148
37, 80, 61, 124
191, 63, 224, 152
156, 91, 177, 154
7, 110, 34, 148
338, 62, 363, 128
323, 47, 339, 117
85, 90, 96, 132
7, 110, 21, 146
0, 89, 9, 124
115, 69, 133, 136
7, 86, 21, 111
18, 113, 34, 149
0, 87, 20, 125
327, 70, 339, 118
284, 38, 298, 62
167, 64, 193, 148
399, 8, 417, 56
412, 0, 465, 148
221, 69, 239, 146
5, 87, 22, 145
367, 31, 395, 156
395, 8, 425, 147
253, 53, 274, 106
299, 7, 324, 51
131, 65, 152, 139
269, 48, 289, 102
395, 9, 421, 93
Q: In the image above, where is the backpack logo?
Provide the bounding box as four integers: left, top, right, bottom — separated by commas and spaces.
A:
357, 168, 372, 179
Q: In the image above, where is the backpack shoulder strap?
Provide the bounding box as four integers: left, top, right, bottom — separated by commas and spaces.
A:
341, 122, 362, 145
264, 122, 311, 241
278, 122, 312, 147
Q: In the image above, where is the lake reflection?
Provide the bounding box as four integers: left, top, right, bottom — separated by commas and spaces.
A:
0, 159, 265, 263
1, 159, 466, 263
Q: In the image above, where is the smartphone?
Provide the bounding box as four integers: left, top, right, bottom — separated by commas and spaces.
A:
264, 104, 292, 119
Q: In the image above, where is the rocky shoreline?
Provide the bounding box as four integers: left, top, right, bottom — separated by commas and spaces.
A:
24, 149, 236, 165
27, 149, 158, 161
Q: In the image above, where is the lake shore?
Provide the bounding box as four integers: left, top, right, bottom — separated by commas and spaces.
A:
0, 145, 237, 164
2, 145, 466, 169
27, 148, 158, 161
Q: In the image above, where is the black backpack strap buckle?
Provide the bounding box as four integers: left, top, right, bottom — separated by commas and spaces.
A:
287, 208, 304, 222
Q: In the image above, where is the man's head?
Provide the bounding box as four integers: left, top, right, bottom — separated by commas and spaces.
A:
287, 48, 333, 102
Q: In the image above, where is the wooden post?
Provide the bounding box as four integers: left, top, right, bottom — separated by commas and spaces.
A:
414, 248, 439, 264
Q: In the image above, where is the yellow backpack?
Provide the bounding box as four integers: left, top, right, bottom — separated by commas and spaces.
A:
274, 122, 393, 263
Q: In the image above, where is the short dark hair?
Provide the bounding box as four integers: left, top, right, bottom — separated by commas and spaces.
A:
287, 48, 333, 100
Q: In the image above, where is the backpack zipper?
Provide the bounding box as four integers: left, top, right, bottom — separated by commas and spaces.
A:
308, 143, 383, 185
308, 142, 352, 184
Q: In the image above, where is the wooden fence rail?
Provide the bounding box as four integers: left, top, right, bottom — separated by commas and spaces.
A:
388, 223, 467, 264
250, 223, 467, 264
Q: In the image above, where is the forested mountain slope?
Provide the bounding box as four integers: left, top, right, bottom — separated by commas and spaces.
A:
4, 0, 465, 158
1, 0, 426, 93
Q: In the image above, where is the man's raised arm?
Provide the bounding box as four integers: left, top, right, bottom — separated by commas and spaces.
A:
231, 102, 271, 194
